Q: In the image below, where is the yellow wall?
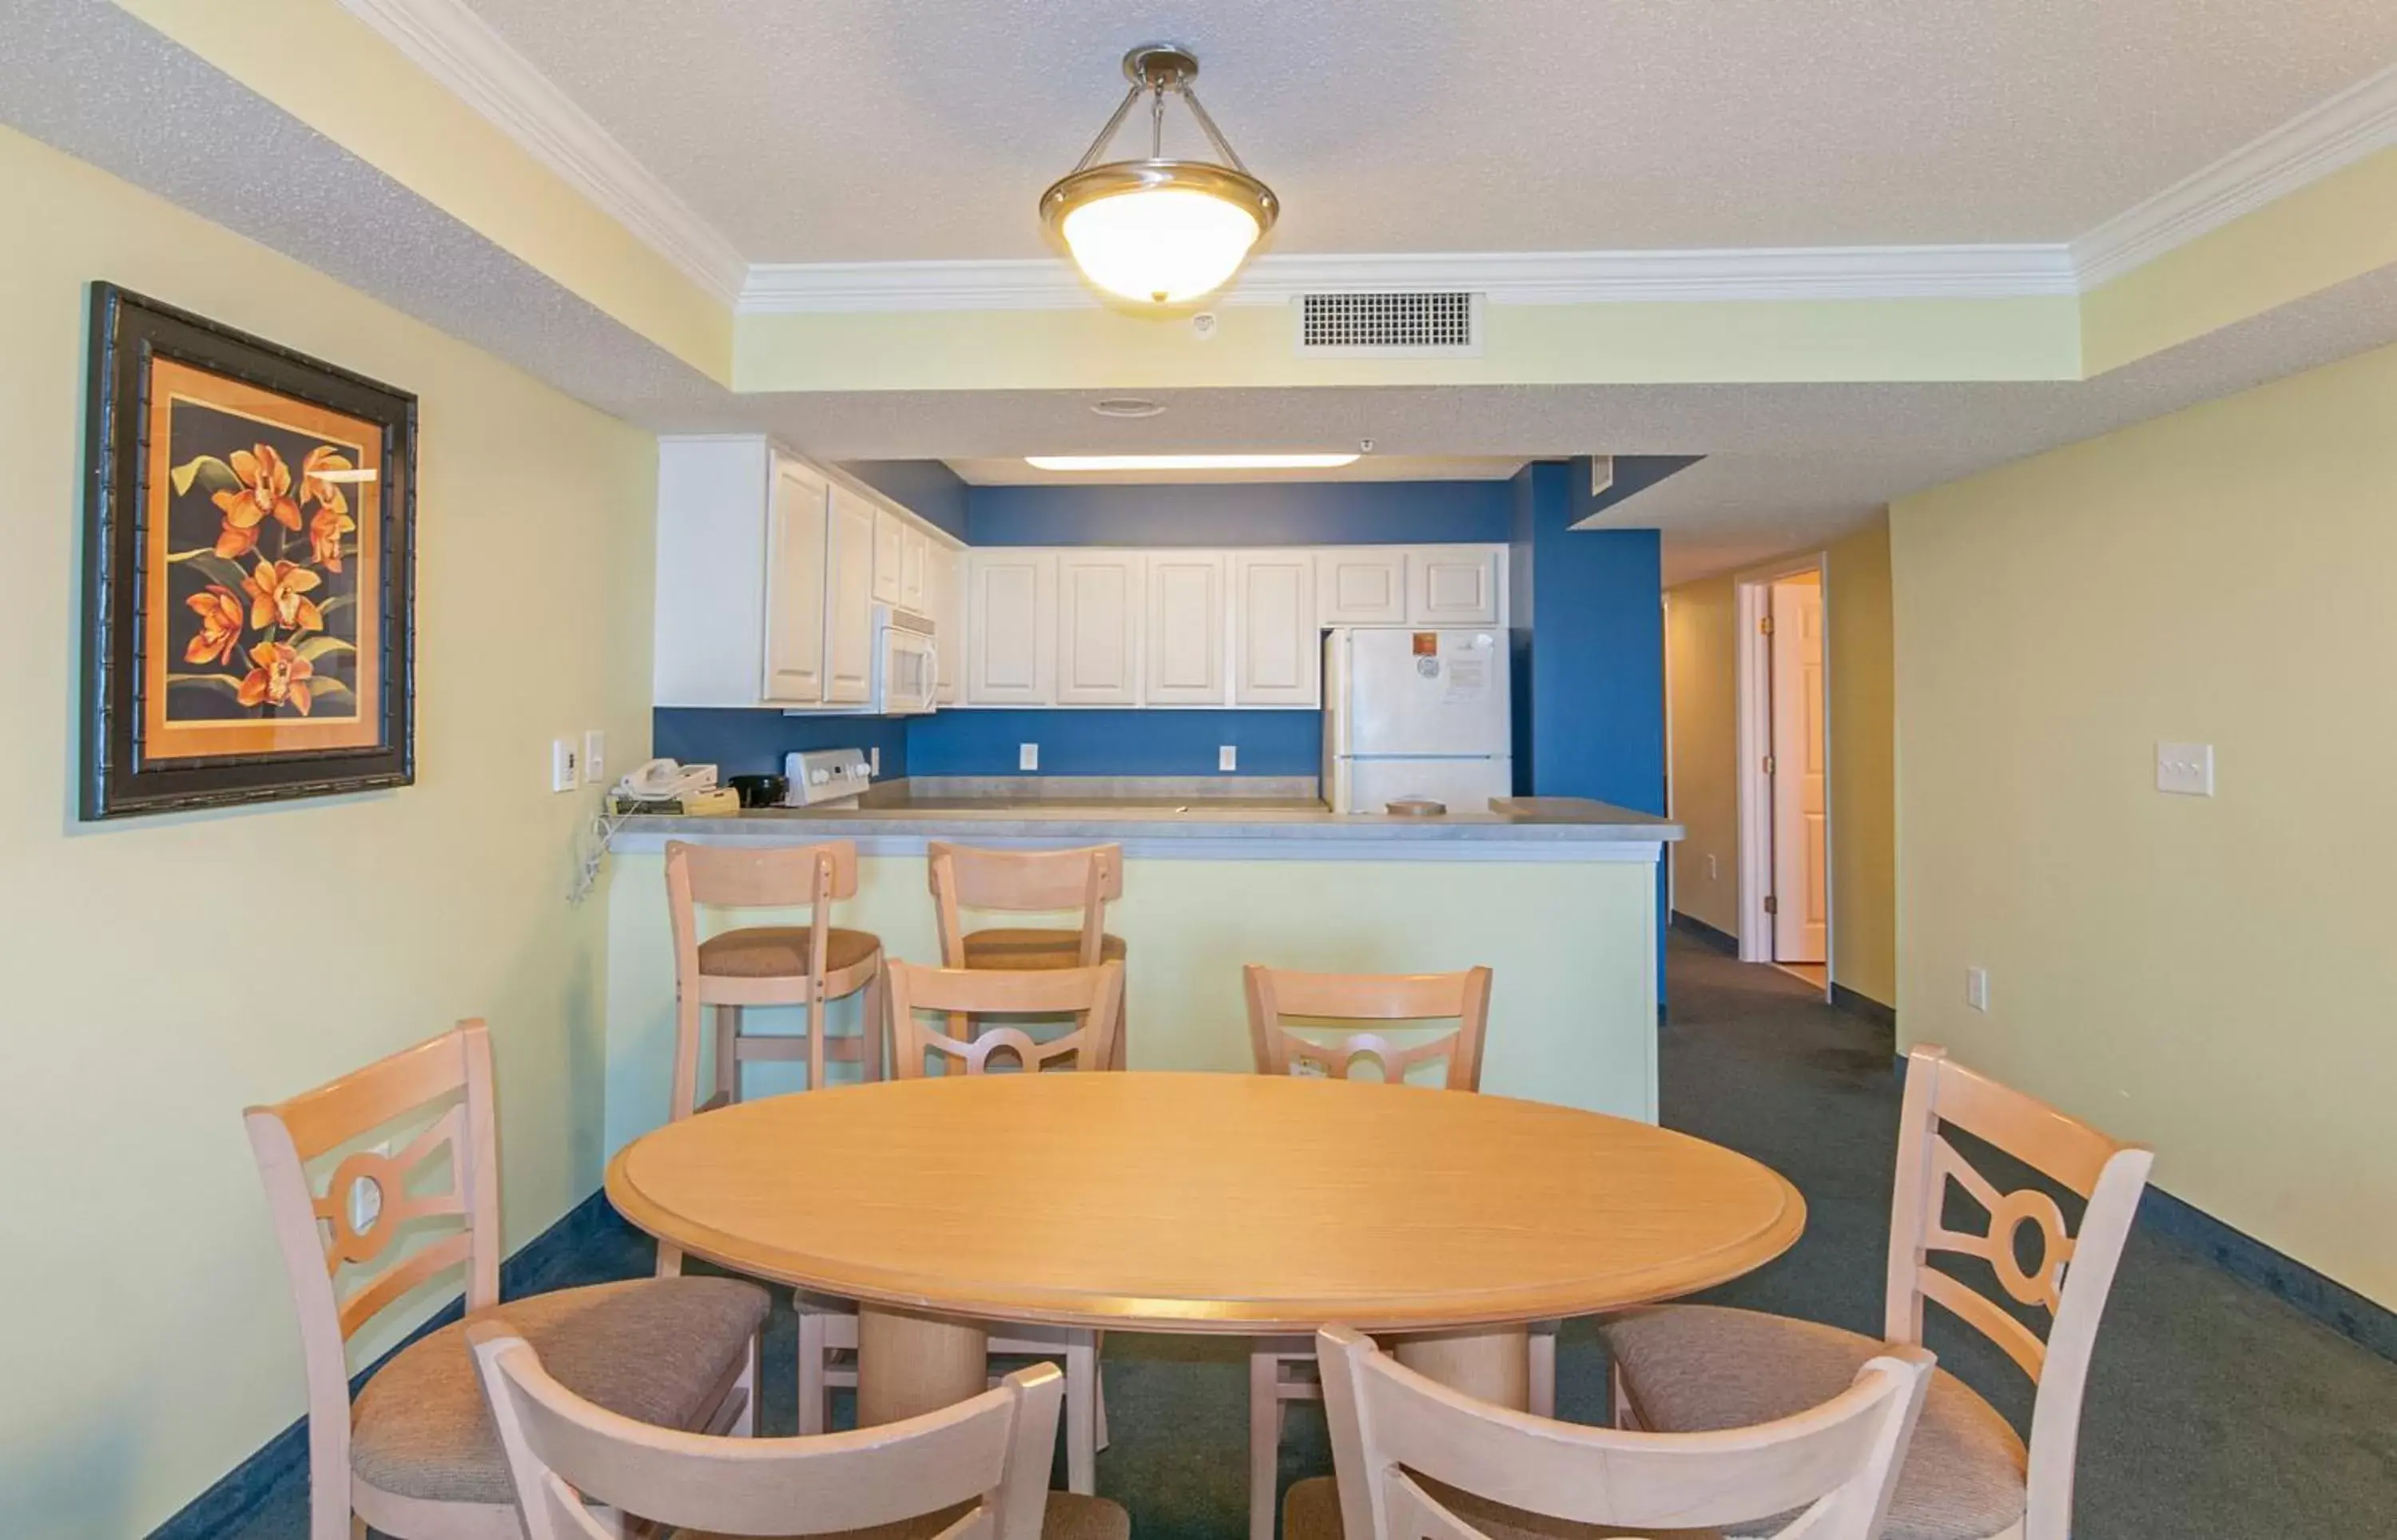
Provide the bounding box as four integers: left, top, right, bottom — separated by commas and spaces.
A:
0, 126, 658, 1536
1890, 339, 2397, 1308
1824, 522, 1896, 1005
1665, 577, 1741, 936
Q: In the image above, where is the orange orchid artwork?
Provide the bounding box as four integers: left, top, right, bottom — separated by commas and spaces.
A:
308, 504, 356, 572
209, 444, 303, 558
242, 558, 325, 634
182, 584, 244, 666
236, 641, 315, 715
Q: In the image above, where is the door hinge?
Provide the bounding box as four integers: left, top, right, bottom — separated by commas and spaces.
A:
1763, 754, 1776, 776
1763, 895, 1779, 915
1759, 614, 1775, 636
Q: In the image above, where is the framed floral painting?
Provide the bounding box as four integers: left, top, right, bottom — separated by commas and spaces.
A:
81, 284, 416, 819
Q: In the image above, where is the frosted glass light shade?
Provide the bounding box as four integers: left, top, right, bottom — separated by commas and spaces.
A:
1060, 187, 1263, 304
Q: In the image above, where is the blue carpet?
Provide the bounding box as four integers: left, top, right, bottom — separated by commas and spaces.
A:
213, 938, 2397, 1538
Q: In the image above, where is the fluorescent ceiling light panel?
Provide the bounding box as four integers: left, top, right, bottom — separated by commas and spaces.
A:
1024, 453, 1361, 471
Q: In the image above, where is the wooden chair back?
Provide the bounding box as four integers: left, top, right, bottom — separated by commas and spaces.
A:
1886, 1046, 2154, 1540
471, 1322, 1064, 1540
245, 1022, 502, 1540
886, 961, 1124, 1078
1244, 966, 1493, 1090
665, 839, 859, 1121
928, 842, 1123, 966
1318, 1323, 1931, 1540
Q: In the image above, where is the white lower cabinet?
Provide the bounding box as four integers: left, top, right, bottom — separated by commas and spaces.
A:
1234, 551, 1319, 706
1144, 552, 1229, 705
967, 551, 1056, 705
1055, 553, 1143, 705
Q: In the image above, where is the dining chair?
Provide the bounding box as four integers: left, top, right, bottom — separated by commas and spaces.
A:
1241, 963, 1525, 1540
666, 837, 885, 1121
247, 1020, 768, 1540
929, 841, 1128, 1068
471, 1328, 1131, 1540
1287, 1323, 1934, 1540
797, 960, 1124, 1495
1602, 1045, 2155, 1540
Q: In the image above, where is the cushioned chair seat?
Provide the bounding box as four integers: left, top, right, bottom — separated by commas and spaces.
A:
685, 1493, 1130, 1540
1602, 1305, 2026, 1540
699, 925, 882, 978
351, 1276, 769, 1505
960, 928, 1127, 970
1284, 1474, 1718, 1540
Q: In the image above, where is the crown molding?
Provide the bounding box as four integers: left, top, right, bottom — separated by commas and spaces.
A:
337, 0, 748, 303
2072, 61, 2397, 290
738, 244, 2079, 314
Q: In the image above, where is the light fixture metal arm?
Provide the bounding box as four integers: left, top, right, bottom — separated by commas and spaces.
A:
1071, 81, 1147, 174
1176, 83, 1252, 175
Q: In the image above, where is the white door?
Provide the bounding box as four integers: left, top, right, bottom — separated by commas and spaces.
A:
824, 486, 878, 704
899, 524, 929, 613
1409, 547, 1502, 625
761, 458, 828, 704
931, 544, 964, 704
1145, 552, 1228, 705
1234, 551, 1319, 706
968, 551, 1055, 705
870, 507, 905, 605
1055, 553, 1143, 705
1337, 627, 1511, 756
1771, 578, 1827, 963
1318, 549, 1409, 625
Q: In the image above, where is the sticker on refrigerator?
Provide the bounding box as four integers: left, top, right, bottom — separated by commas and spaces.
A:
1444, 656, 1487, 702
1412, 632, 1437, 656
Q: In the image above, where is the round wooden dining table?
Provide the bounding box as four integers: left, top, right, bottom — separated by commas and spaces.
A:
606, 1071, 1805, 1424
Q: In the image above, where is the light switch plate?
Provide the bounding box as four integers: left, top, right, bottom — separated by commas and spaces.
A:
550, 738, 579, 792
1965, 966, 1990, 1013
1218, 744, 1238, 772
2156, 741, 2214, 796
1019, 743, 1039, 772
582, 729, 606, 784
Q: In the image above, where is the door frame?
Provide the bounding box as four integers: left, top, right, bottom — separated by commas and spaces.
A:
1733, 553, 1834, 994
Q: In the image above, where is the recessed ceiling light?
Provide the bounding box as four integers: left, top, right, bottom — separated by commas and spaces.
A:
1024, 454, 1362, 472
1090, 398, 1165, 419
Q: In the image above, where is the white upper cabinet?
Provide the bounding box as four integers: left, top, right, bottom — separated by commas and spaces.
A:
1318, 548, 1409, 625
899, 524, 930, 613
930, 543, 964, 704
967, 550, 1055, 705
1410, 546, 1504, 625
1234, 551, 1320, 707
1055, 553, 1143, 705
761, 458, 829, 704
1144, 552, 1229, 705
824, 486, 879, 704
870, 507, 907, 606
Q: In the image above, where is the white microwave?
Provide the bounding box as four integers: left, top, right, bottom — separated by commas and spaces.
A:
871, 605, 938, 716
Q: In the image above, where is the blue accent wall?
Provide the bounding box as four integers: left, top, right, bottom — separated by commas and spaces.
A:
653, 708, 909, 780
968, 480, 1512, 547
906, 709, 1320, 777
838, 460, 971, 541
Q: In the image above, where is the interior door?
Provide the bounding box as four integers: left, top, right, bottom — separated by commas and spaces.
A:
1771, 578, 1827, 963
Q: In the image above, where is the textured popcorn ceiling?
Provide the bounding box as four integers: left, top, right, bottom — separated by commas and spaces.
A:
467, 0, 2397, 260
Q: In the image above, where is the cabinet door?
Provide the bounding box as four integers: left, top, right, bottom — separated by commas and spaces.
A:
930, 544, 964, 704
761, 458, 829, 703
1055, 553, 1143, 705
1317, 549, 1409, 625
1234, 551, 1320, 706
824, 487, 879, 703
968, 551, 1055, 705
871, 507, 905, 605
900, 525, 929, 613
1410, 546, 1503, 625
1143, 552, 1228, 705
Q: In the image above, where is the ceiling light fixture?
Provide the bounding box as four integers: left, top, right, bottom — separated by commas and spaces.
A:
1040, 45, 1279, 306
1090, 397, 1166, 419
1025, 454, 1361, 473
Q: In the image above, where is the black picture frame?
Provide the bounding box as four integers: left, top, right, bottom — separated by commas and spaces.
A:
81, 283, 417, 819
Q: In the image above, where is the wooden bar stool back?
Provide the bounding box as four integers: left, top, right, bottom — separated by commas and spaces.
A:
1241, 963, 1503, 1540
248, 1021, 766, 1540
471, 1332, 1128, 1540
666, 838, 884, 1122
928, 841, 1128, 1068
1290, 1324, 1933, 1540
801, 959, 1124, 1494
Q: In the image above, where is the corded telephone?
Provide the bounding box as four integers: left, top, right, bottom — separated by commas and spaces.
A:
618, 757, 717, 800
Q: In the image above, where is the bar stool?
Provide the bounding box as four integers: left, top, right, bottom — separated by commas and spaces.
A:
928, 841, 1129, 1069
665, 839, 884, 1121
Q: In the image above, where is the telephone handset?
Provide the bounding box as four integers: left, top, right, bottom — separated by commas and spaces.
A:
619, 757, 715, 800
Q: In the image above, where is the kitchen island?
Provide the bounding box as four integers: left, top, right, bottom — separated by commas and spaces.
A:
600, 787, 1678, 1156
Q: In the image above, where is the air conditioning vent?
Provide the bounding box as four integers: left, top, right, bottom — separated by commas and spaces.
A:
1295, 292, 1481, 355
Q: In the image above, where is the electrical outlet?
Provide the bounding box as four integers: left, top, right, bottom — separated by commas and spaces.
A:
1218, 744, 1238, 772
582, 729, 606, 784
550, 738, 579, 792
1019, 743, 1039, 772
1965, 966, 1990, 1013
2156, 741, 2214, 796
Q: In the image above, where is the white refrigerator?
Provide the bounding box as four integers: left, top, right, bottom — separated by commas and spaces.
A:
1322, 627, 1513, 814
